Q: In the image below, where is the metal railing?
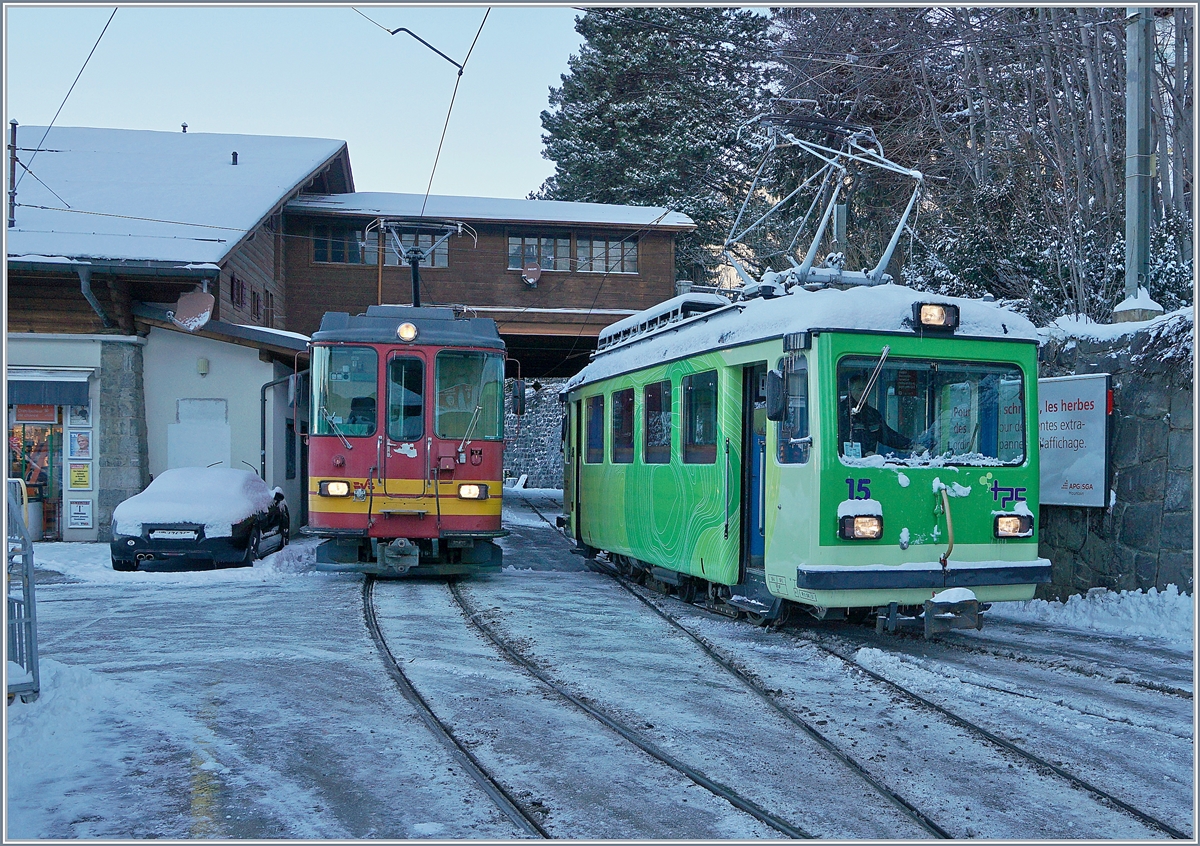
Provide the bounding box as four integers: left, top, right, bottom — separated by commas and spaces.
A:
7, 486, 40, 703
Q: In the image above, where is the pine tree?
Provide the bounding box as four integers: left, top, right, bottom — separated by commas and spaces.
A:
537, 8, 772, 282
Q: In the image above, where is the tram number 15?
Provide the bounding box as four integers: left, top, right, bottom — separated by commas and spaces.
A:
845, 478, 872, 500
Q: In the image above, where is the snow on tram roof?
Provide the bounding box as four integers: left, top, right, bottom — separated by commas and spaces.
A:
568, 284, 1038, 391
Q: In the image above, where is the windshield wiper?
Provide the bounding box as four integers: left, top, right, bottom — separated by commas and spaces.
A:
320, 407, 354, 450
457, 403, 483, 460
852, 344, 891, 417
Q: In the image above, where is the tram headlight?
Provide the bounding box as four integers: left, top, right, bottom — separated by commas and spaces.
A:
319, 480, 352, 497
839, 515, 883, 540
397, 322, 418, 342
913, 302, 960, 332
994, 513, 1033, 538
457, 483, 489, 500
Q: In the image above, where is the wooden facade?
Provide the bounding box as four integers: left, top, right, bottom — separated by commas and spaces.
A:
282, 214, 687, 376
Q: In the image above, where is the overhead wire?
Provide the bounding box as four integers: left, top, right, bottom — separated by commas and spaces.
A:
17, 7, 117, 191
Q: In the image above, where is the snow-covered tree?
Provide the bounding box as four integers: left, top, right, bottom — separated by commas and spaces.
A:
537, 8, 772, 282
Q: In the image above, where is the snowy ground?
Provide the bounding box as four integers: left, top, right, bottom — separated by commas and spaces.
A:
5, 489, 1194, 838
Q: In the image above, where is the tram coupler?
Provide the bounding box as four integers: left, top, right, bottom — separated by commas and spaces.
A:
922, 590, 984, 639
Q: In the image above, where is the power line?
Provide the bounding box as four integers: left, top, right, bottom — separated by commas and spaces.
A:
421, 7, 490, 217
17, 8, 117, 191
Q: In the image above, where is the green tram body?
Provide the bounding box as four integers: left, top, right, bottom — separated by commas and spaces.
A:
562, 284, 1051, 619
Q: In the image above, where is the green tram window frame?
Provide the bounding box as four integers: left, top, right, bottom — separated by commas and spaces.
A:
836, 355, 1027, 464
777, 355, 810, 464
434, 351, 504, 441
387, 354, 424, 442
585, 395, 605, 464
312, 345, 378, 438
611, 388, 634, 464
682, 370, 718, 464
643, 380, 671, 464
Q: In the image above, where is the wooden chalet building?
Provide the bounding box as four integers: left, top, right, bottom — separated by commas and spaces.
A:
282, 193, 695, 376
6, 123, 693, 539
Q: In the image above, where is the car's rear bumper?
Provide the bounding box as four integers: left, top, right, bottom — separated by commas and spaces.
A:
110, 530, 251, 568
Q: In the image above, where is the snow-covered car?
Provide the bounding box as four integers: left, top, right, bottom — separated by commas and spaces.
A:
109, 467, 288, 571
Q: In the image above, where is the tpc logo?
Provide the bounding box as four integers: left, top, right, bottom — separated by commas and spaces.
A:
990, 480, 1027, 508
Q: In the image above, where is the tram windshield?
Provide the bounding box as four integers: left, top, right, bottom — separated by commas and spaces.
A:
312, 345, 378, 437
435, 351, 504, 440
837, 356, 1025, 466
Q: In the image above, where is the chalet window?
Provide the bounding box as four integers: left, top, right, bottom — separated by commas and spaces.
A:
577, 235, 638, 274
682, 370, 717, 464
394, 231, 449, 268
251, 289, 262, 321
230, 275, 246, 308
611, 388, 634, 464
263, 290, 275, 327
508, 235, 570, 271
585, 395, 604, 464
312, 225, 362, 264
362, 229, 402, 266
643, 380, 671, 463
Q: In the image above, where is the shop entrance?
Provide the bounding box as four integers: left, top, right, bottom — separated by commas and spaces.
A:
9, 411, 63, 540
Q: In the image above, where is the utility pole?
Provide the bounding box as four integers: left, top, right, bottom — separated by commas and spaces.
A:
1117, 7, 1161, 321
8, 120, 17, 228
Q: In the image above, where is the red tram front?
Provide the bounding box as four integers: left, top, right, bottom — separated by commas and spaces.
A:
308, 305, 507, 576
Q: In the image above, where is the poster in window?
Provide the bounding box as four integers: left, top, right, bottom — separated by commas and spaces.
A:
68, 430, 92, 460
67, 499, 94, 529
67, 403, 91, 428
68, 462, 92, 491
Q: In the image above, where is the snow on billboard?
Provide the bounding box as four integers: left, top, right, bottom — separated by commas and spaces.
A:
1038, 373, 1111, 507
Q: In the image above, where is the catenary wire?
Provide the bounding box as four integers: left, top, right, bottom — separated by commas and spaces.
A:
17, 8, 117, 191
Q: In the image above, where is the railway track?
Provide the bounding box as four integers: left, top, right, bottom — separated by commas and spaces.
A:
494, 494, 1190, 838
447, 580, 817, 839
611, 572, 1189, 841
361, 577, 549, 839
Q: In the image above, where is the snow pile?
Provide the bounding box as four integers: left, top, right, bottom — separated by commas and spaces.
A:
1112, 286, 1163, 314
1041, 305, 1191, 344
111, 467, 274, 537
988, 584, 1194, 648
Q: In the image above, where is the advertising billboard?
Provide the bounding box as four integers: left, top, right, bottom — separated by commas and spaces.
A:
1038, 373, 1111, 508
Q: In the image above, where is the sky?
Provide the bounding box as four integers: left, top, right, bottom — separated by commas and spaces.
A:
3, 4, 586, 199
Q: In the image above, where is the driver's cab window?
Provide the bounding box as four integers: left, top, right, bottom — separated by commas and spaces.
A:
387, 355, 424, 442
777, 355, 809, 464
313, 345, 377, 437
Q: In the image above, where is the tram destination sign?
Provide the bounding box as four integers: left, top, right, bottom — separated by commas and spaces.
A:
1038, 373, 1111, 508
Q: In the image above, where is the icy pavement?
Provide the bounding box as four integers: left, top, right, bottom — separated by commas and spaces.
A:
5, 494, 1194, 838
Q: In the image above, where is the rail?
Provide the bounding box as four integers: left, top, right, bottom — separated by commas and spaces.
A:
7, 485, 40, 703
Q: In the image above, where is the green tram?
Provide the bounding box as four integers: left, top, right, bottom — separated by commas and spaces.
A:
562, 282, 1051, 632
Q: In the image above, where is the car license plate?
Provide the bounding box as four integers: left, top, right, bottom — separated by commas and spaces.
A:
149, 530, 197, 540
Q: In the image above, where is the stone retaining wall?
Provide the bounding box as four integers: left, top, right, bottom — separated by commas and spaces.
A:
97, 341, 150, 541
1037, 312, 1193, 599
503, 378, 567, 490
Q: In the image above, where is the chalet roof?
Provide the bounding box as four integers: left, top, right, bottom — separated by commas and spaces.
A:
285, 192, 697, 232
7, 125, 349, 267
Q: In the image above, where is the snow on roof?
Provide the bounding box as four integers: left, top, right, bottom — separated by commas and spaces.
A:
111, 467, 275, 537
286, 192, 696, 231
567, 284, 1038, 391
7, 125, 346, 265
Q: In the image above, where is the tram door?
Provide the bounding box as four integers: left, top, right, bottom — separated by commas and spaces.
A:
566, 400, 582, 543
741, 364, 768, 573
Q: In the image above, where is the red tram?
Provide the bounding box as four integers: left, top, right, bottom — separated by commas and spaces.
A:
307, 305, 508, 576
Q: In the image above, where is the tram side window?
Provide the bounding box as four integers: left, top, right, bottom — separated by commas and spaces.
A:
682, 370, 718, 464
611, 388, 634, 464
778, 356, 810, 464
643, 380, 671, 464
585, 396, 605, 463
312, 345, 377, 437
387, 356, 424, 442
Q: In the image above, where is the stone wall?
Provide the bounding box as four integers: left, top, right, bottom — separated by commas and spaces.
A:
1037, 312, 1193, 599
503, 378, 567, 490
97, 341, 150, 541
